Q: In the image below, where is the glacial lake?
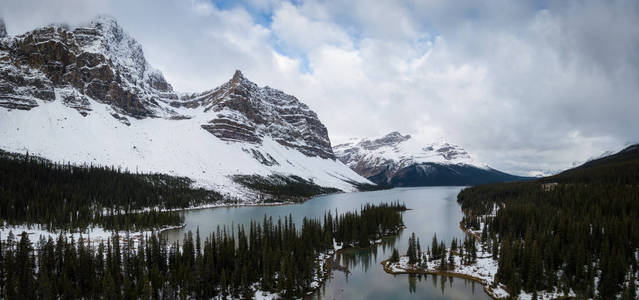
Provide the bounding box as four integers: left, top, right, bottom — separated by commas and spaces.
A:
164, 186, 492, 300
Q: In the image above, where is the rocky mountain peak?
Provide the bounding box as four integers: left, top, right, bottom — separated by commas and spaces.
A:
360, 131, 411, 150
333, 132, 528, 186
334, 131, 477, 179
187, 71, 335, 159
82, 15, 172, 93
0, 19, 6, 38
231, 69, 245, 84
90, 15, 119, 30
221, 69, 258, 93
0, 15, 177, 117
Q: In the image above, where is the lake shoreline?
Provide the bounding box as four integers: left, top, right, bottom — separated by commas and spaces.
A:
379, 218, 510, 300
381, 214, 577, 300
380, 257, 507, 300
309, 224, 408, 298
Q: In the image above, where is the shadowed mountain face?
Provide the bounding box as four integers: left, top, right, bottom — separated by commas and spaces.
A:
385, 162, 531, 187
335, 132, 531, 187
0, 16, 370, 199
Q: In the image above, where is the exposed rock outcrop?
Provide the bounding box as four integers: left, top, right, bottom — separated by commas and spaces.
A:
180, 70, 335, 159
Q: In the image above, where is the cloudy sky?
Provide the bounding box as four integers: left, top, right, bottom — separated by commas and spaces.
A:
2, 0, 638, 176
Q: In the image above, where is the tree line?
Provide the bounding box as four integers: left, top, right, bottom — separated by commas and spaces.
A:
0, 202, 406, 299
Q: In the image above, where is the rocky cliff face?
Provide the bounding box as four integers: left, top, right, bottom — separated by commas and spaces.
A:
176, 70, 335, 159
334, 132, 528, 186
0, 16, 177, 117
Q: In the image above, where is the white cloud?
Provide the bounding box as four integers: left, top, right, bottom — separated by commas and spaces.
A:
271, 2, 353, 53
0, 0, 110, 35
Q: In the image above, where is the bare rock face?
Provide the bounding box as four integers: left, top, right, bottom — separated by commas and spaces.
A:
358, 131, 411, 151
0, 16, 177, 116
179, 70, 335, 159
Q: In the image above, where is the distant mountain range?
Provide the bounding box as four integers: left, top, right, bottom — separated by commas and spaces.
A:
0, 16, 371, 201
334, 132, 531, 187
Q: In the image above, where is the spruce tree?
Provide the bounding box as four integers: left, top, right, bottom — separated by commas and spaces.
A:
390, 248, 400, 263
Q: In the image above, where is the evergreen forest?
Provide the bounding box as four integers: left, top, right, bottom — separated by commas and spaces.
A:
0, 202, 406, 299
0, 150, 225, 231
457, 145, 639, 299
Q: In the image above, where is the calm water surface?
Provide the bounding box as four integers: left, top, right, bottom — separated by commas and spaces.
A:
164, 187, 492, 300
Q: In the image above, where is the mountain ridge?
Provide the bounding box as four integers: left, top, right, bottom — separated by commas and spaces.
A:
0, 16, 371, 201
334, 132, 530, 186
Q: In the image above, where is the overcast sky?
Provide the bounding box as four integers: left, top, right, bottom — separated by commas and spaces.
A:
2, 0, 638, 176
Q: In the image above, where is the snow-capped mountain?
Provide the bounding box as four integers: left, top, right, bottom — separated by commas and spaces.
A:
334, 132, 530, 186
0, 16, 177, 117
0, 16, 371, 200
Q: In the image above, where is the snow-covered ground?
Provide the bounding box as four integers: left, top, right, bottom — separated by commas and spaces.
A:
384, 251, 510, 299
383, 245, 580, 300
0, 223, 184, 246
0, 94, 370, 201
384, 208, 582, 300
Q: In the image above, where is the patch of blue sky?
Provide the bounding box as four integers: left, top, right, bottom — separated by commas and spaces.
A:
209, 0, 315, 73
270, 35, 312, 74
210, 0, 274, 27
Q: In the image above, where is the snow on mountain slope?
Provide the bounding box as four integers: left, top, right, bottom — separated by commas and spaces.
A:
334, 132, 483, 177
0, 16, 371, 201
334, 132, 528, 186
0, 92, 369, 199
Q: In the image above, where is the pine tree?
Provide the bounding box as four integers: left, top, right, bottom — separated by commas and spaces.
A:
407, 233, 417, 264
416, 238, 422, 264
16, 232, 36, 299
448, 248, 455, 270
622, 275, 636, 300
390, 248, 400, 263
440, 252, 447, 271
431, 233, 439, 259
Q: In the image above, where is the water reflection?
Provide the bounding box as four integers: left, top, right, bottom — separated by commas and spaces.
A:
408, 275, 417, 294
335, 236, 399, 275
313, 235, 491, 300
164, 187, 493, 300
